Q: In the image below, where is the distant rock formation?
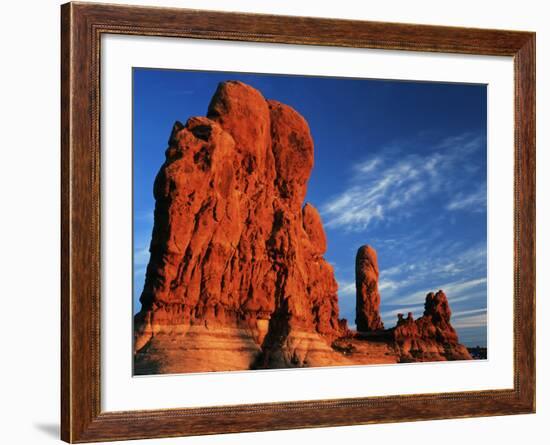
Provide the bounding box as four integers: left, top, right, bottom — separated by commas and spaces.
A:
393, 290, 472, 361
134, 81, 347, 374
133, 80, 473, 374
355, 245, 384, 331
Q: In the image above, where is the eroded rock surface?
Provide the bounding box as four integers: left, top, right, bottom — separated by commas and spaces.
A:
393, 291, 472, 362
355, 245, 384, 332
134, 81, 345, 374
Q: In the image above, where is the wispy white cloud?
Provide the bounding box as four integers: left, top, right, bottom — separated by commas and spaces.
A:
379, 279, 400, 292
356, 158, 382, 173
437, 134, 481, 151
380, 298, 487, 327
447, 183, 487, 212
320, 133, 484, 231
453, 308, 487, 318
380, 304, 424, 322
378, 243, 486, 300
338, 280, 356, 297
452, 312, 487, 329
387, 277, 487, 306
435, 277, 487, 295
322, 156, 431, 230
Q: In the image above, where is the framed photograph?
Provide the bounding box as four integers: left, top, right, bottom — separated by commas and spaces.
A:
61, 2, 535, 442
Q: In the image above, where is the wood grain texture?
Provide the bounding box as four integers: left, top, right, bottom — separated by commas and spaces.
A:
60, 2, 536, 442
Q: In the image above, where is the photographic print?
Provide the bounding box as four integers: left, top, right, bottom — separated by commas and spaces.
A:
61, 6, 535, 440
133, 69, 488, 375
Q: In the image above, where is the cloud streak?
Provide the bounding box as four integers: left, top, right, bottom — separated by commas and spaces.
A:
447, 183, 487, 212
321, 133, 484, 231
338, 280, 356, 297
378, 243, 487, 301
452, 311, 487, 329
387, 276, 487, 306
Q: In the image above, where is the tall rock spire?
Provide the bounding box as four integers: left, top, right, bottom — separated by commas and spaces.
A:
355, 245, 384, 331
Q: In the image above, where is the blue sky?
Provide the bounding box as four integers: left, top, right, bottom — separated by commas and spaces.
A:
133, 68, 487, 347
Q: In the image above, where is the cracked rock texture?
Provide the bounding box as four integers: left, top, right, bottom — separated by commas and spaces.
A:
393, 291, 472, 362
134, 81, 346, 373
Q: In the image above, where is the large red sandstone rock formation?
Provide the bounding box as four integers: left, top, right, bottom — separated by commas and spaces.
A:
393, 290, 472, 361
133, 81, 472, 374
134, 81, 347, 373
355, 245, 384, 331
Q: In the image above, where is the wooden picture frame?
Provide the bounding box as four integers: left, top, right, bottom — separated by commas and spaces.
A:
61, 2, 535, 442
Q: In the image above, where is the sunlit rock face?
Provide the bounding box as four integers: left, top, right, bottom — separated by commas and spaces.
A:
134, 81, 346, 374
393, 290, 472, 362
